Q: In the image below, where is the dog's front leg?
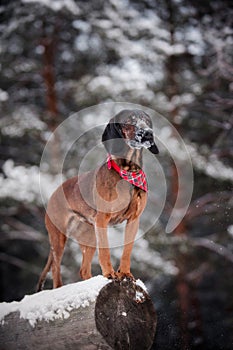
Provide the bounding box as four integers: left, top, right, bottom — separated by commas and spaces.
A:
95, 214, 116, 279
117, 218, 139, 280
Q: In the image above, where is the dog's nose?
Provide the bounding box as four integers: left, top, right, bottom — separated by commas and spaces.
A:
141, 129, 153, 142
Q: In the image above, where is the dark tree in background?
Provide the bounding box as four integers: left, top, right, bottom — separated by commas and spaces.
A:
0, 1, 233, 349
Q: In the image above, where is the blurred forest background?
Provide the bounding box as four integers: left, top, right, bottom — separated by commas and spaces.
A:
0, 0, 233, 349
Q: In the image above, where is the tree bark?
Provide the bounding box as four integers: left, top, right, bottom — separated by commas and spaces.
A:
0, 302, 110, 350
0, 280, 156, 350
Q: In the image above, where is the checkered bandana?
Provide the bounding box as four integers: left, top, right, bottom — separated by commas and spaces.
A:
107, 155, 148, 192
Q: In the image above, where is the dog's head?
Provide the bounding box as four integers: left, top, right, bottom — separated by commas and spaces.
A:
102, 109, 159, 156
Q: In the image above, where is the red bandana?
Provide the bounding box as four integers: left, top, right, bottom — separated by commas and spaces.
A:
107, 155, 148, 192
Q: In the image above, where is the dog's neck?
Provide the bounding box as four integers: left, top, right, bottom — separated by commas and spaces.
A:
111, 149, 143, 171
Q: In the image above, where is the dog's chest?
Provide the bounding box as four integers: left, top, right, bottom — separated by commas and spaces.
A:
95, 165, 147, 224
108, 188, 147, 225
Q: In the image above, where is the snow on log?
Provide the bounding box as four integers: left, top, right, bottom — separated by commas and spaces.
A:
0, 276, 156, 350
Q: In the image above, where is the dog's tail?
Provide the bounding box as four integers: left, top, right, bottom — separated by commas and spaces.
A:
36, 250, 53, 292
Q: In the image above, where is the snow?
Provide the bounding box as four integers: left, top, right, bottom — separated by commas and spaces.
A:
0, 276, 109, 327
133, 238, 178, 276
153, 39, 186, 56
0, 89, 9, 102
72, 20, 91, 33
0, 106, 46, 137
22, 0, 80, 14
135, 290, 145, 303
0, 160, 63, 204
227, 225, 233, 237
0, 276, 148, 327
136, 278, 148, 292
188, 144, 233, 182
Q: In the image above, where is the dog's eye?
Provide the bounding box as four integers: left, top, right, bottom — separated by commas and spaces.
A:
120, 124, 136, 139
122, 123, 133, 130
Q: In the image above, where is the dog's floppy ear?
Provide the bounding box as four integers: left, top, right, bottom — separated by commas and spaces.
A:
102, 120, 122, 140
102, 120, 127, 155
149, 141, 159, 154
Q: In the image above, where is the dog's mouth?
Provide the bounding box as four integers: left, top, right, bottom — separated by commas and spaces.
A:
126, 128, 155, 150
127, 140, 152, 149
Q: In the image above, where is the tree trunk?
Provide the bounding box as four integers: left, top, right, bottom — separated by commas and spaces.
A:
41, 22, 61, 175
0, 279, 156, 350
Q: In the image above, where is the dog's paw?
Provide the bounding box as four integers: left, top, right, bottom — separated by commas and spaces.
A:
103, 271, 118, 280
116, 270, 136, 281
80, 269, 92, 280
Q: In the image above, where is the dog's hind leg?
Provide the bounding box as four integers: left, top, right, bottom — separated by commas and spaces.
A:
45, 213, 67, 289
36, 249, 53, 292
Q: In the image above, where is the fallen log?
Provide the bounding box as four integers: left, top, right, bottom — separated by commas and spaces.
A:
0, 276, 156, 350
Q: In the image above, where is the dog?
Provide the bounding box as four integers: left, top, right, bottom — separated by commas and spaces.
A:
37, 109, 159, 291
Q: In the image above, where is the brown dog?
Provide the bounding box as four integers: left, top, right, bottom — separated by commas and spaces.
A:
37, 109, 159, 291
